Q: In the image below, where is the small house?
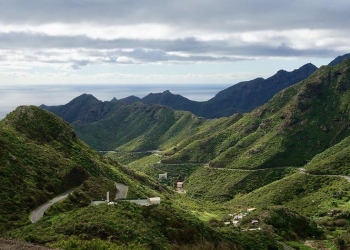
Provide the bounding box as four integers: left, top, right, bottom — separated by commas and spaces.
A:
234, 214, 243, 220
159, 173, 167, 180
148, 197, 161, 205
327, 210, 334, 216
177, 182, 184, 189
251, 220, 259, 225
232, 220, 239, 227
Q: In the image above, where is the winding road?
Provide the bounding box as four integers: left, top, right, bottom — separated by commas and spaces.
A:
30, 187, 78, 223
299, 168, 350, 182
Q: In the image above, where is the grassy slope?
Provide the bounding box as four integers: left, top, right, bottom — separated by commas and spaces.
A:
40, 60, 350, 172
185, 167, 295, 203
72, 104, 209, 151
1, 106, 281, 249
9, 201, 283, 250
0, 106, 167, 233
9, 202, 217, 249
228, 173, 350, 216
164, 59, 350, 169
305, 135, 350, 175
104, 151, 153, 165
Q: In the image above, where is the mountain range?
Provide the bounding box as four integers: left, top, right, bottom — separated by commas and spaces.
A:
42, 63, 318, 122
1, 107, 283, 250
141, 63, 318, 118
3, 54, 350, 249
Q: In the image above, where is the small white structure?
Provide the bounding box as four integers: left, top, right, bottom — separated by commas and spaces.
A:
232, 220, 239, 227
251, 220, 259, 225
177, 182, 184, 189
234, 214, 244, 220
159, 173, 168, 180
91, 200, 107, 205
148, 197, 161, 205
247, 208, 256, 212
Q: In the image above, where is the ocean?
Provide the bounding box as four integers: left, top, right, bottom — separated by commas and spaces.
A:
0, 83, 232, 119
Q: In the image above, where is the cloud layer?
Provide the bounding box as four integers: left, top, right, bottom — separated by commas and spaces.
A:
0, 0, 349, 81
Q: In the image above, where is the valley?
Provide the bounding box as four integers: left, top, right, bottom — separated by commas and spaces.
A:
2, 56, 350, 249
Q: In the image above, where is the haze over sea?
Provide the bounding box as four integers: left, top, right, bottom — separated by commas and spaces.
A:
0, 84, 231, 120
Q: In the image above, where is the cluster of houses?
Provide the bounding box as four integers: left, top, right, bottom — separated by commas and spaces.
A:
224, 208, 259, 229
158, 172, 185, 191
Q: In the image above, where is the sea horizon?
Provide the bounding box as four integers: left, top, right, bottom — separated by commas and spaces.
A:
0, 83, 232, 119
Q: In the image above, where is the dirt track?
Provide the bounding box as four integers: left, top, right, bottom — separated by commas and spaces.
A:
0, 238, 55, 250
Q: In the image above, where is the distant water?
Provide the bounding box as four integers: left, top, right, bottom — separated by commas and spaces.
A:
0, 84, 232, 119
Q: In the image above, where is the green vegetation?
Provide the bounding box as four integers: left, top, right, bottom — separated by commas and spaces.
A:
228, 173, 350, 215
305, 136, 350, 175
184, 167, 295, 203
0, 106, 167, 233
104, 151, 153, 165
8, 202, 280, 250
0, 106, 281, 249
42, 60, 350, 172
165, 59, 350, 169
238, 206, 322, 240
185, 168, 250, 202
9, 202, 216, 249
4, 59, 350, 249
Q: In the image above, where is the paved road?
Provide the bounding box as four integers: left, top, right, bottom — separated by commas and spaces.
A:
207, 166, 290, 172
299, 168, 350, 182
115, 183, 128, 199
30, 187, 78, 223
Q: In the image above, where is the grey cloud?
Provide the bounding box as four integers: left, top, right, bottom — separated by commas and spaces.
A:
0, 0, 350, 32
0, 32, 343, 61
0, 0, 349, 66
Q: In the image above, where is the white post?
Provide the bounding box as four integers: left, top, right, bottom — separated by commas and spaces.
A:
107, 192, 110, 202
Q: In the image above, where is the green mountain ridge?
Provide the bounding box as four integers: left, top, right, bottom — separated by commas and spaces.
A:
41, 58, 350, 171
164, 58, 350, 169
0, 106, 290, 250
7, 56, 350, 249
142, 63, 317, 118
0, 106, 167, 233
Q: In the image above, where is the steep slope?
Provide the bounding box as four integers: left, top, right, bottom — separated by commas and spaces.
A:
119, 95, 141, 104
41, 95, 213, 151
71, 103, 208, 151
328, 53, 350, 66
0, 106, 164, 233
140, 63, 317, 118
227, 172, 350, 216
165, 59, 350, 169
42, 63, 317, 126
41, 94, 121, 123
305, 135, 350, 175
202, 63, 317, 117
41, 59, 350, 170
1, 106, 283, 249
142, 90, 202, 113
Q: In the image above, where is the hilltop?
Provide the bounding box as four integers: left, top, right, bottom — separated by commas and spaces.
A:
43, 98, 210, 151
42, 63, 317, 124
40, 64, 318, 152
163, 58, 350, 169
141, 63, 317, 118
0, 105, 166, 232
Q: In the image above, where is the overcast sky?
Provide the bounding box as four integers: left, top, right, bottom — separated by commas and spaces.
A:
0, 0, 349, 86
